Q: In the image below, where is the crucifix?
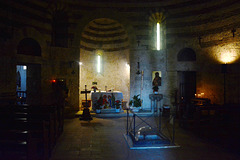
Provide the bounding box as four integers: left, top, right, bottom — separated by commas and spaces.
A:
79, 85, 92, 121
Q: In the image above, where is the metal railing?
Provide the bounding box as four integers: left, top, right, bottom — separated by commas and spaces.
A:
16, 91, 27, 104
126, 108, 176, 144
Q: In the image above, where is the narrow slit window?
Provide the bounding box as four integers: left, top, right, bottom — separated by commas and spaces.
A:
157, 22, 160, 50
97, 55, 101, 73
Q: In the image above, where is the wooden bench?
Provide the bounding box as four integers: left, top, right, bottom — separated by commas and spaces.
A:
0, 103, 65, 159
0, 120, 49, 160
13, 104, 61, 155
0, 104, 63, 160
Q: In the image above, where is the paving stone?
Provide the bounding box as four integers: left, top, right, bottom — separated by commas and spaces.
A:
50, 117, 240, 160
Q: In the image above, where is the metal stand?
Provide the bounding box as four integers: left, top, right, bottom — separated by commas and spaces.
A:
149, 94, 163, 113
221, 64, 227, 105
79, 85, 92, 121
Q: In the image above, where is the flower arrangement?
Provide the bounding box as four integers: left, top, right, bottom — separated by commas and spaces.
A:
115, 100, 121, 109
91, 86, 98, 90
91, 86, 98, 92
103, 95, 109, 109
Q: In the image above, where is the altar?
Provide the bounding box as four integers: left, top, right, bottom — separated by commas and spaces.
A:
91, 91, 123, 111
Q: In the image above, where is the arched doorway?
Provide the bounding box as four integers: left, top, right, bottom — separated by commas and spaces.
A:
177, 48, 196, 104
79, 18, 130, 110
16, 38, 42, 105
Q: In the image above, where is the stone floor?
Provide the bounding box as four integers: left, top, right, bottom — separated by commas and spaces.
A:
50, 117, 240, 160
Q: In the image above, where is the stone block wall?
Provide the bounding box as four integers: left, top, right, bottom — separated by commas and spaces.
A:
1, 0, 240, 111
165, 0, 240, 105
130, 49, 169, 109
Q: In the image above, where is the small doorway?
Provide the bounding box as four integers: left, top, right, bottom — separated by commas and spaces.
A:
16, 64, 41, 105
16, 65, 27, 104
178, 71, 196, 104
177, 71, 196, 119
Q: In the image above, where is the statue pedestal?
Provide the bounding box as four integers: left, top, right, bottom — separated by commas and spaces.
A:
149, 94, 163, 113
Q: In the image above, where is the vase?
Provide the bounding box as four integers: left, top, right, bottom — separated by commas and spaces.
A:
131, 107, 139, 112
115, 108, 120, 112
96, 109, 101, 114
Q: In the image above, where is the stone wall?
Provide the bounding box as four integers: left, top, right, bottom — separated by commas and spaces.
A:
0, 25, 79, 109
1, 0, 240, 110
79, 49, 130, 107
166, 0, 240, 105
130, 49, 168, 109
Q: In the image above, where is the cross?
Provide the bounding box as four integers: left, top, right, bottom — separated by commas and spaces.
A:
232, 28, 236, 37
81, 85, 91, 108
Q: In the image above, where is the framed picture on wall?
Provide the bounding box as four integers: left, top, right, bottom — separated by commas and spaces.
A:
152, 71, 162, 86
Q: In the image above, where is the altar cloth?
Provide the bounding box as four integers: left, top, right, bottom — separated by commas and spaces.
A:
91, 91, 123, 110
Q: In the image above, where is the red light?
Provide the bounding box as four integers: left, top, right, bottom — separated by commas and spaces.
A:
52, 79, 56, 83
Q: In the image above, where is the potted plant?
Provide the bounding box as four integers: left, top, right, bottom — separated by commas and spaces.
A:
129, 94, 142, 112
115, 100, 121, 112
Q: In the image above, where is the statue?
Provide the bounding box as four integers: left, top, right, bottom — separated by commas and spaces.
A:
152, 72, 161, 92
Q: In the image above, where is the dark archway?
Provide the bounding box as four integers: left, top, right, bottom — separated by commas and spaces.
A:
17, 38, 41, 56
80, 18, 129, 52
177, 48, 196, 61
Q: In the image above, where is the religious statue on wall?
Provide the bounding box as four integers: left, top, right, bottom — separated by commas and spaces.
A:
152, 71, 161, 92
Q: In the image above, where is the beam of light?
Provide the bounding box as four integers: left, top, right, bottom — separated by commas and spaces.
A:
23, 65, 27, 70
97, 55, 100, 73
157, 23, 160, 50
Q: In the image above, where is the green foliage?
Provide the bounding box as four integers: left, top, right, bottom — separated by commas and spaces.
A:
129, 94, 141, 107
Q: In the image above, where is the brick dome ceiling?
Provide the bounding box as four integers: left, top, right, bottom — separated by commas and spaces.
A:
80, 18, 129, 52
